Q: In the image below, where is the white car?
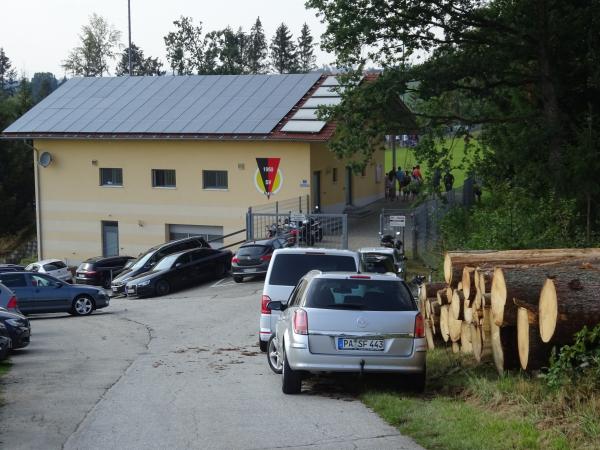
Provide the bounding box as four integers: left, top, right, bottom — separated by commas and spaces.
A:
259, 248, 360, 353
25, 259, 73, 283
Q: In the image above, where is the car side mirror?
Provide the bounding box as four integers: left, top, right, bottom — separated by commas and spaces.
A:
267, 301, 283, 311
175, 263, 183, 269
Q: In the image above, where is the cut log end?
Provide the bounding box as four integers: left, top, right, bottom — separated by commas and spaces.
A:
517, 307, 530, 370
490, 267, 507, 326
444, 253, 453, 284
470, 323, 483, 362
440, 305, 450, 342
538, 278, 557, 343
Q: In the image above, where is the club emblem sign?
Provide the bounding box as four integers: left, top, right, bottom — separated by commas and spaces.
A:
254, 158, 283, 198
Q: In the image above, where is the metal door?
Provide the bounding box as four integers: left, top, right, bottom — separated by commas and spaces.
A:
102, 221, 119, 257
312, 171, 321, 208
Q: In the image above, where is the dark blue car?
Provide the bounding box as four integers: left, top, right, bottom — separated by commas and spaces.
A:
0, 272, 109, 316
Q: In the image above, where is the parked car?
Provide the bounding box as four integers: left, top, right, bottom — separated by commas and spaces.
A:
0, 272, 109, 316
360, 252, 397, 275
0, 264, 25, 273
0, 281, 20, 313
111, 236, 209, 295
76, 256, 135, 289
358, 247, 405, 276
0, 322, 11, 360
125, 247, 232, 297
25, 259, 73, 283
0, 309, 30, 350
268, 271, 426, 394
231, 238, 289, 283
259, 248, 360, 352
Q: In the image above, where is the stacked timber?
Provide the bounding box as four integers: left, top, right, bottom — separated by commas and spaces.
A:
419, 250, 600, 375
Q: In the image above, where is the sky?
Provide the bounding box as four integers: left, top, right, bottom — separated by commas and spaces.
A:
0, 0, 333, 77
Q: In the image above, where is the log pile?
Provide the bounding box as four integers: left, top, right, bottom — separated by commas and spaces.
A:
421, 249, 600, 374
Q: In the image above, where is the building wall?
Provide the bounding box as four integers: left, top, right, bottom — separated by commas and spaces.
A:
34, 139, 311, 264
309, 143, 384, 213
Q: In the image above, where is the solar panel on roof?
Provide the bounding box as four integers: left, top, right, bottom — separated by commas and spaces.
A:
302, 97, 342, 108
280, 120, 327, 133
321, 76, 340, 87
312, 86, 343, 97
2, 72, 322, 135
290, 109, 319, 120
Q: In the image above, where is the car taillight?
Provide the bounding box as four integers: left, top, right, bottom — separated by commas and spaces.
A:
260, 254, 272, 262
232, 256, 239, 263
7, 296, 18, 310
81, 270, 97, 275
293, 309, 308, 335
350, 275, 371, 279
261, 295, 271, 315
415, 313, 425, 338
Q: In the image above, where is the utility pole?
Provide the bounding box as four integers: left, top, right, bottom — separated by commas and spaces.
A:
391, 134, 397, 176
128, 0, 132, 76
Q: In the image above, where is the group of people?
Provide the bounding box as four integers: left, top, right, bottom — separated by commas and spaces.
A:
385, 165, 424, 201
385, 165, 457, 202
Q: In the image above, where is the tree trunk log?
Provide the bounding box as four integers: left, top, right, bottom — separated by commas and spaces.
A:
538, 262, 600, 343
451, 289, 465, 320
420, 282, 447, 303
491, 266, 551, 327
460, 322, 473, 354
491, 321, 519, 374
516, 306, 553, 371
444, 249, 600, 285
439, 305, 450, 342
462, 266, 477, 300
448, 314, 462, 343
437, 289, 451, 306
425, 318, 435, 350
470, 323, 483, 363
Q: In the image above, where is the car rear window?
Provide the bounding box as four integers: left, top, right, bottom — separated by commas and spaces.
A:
0, 273, 27, 288
78, 263, 94, 271
268, 254, 357, 286
361, 255, 395, 274
44, 261, 66, 271
238, 245, 268, 257
305, 278, 415, 311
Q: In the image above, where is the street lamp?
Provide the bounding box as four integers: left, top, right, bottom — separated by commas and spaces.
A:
128, 0, 132, 76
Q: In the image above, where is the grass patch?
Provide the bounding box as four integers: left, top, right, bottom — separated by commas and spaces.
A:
362, 349, 599, 449
384, 137, 474, 187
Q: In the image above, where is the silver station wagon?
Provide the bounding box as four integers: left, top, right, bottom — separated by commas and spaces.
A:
268, 271, 426, 394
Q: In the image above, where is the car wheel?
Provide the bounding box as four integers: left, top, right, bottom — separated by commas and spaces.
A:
71, 295, 94, 316
281, 344, 302, 394
267, 336, 283, 374
0, 342, 9, 361
233, 276, 243, 283
155, 279, 170, 296
102, 276, 112, 289
259, 339, 268, 352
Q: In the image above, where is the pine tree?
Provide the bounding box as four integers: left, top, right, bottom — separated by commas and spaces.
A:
115, 43, 164, 76
270, 23, 298, 74
247, 17, 268, 74
0, 48, 17, 94
297, 23, 316, 73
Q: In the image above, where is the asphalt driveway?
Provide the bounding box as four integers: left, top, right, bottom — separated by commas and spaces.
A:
0, 278, 422, 450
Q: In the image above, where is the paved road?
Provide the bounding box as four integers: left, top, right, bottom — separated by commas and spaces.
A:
0, 278, 422, 450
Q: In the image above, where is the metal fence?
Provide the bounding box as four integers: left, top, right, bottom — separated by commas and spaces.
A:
380, 185, 468, 268
246, 212, 348, 249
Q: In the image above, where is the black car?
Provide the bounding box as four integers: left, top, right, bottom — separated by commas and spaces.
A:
125, 247, 232, 297
231, 238, 289, 283
0, 272, 110, 316
360, 254, 397, 274
0, 309, 30, 349
111, 236, 210, 295
0, 264, 25, 274
0, 322, 11, 360
76, 256, 135, 289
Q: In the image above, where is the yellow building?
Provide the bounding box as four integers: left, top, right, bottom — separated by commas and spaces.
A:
3, 74, 385, 265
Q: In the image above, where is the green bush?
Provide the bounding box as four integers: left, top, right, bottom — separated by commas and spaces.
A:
546, 324, 600, 389
440, 184, 584, 250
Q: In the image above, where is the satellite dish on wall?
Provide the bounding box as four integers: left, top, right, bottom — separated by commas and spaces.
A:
38, 152, 53, 167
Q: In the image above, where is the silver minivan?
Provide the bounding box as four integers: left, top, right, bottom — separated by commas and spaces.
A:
268, 271, 426, 394
258, 248, 360, 352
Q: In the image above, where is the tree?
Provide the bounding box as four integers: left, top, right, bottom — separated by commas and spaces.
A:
0, 48, 17, 95
164, 16, 216, 75
115, 43, 164, 76
297, 23, 316, 73
31, 73, 58, 102
219, 27, 244, 74
270, 23, 298, 74
62, 13, 122, 76
247, 17, 268, 74
307, 0, 600, 240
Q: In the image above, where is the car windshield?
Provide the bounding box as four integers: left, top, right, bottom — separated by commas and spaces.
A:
124, 259, 136, 269
44, 261, 67, 271
269, 254, 357, 286
238, 245, 268, 257
130, 250, 157, 270
305, 278, 415, 311
153, 254, 178, 271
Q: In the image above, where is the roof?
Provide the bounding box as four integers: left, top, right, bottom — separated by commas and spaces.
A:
3, 73, 322, 138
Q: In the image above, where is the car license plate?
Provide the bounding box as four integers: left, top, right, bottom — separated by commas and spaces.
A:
337, 338, 384, 351
112, 287, 119, 293
127, 287, 135, 294
244, 268, 257, 273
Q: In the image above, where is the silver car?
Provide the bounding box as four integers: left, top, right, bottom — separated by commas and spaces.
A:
268, 271, 426, 394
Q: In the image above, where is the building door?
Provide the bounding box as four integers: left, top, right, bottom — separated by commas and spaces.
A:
345, 167, 353, 205
102, 221, 119, 257
312, 171, 321, 210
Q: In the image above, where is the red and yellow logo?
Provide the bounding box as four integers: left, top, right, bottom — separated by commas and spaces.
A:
254, 158, 283, 199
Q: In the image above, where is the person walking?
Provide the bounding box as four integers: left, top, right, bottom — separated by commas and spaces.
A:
385, 170, 396, 201
443, 170, 454, 192
395, 166, 403, 200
